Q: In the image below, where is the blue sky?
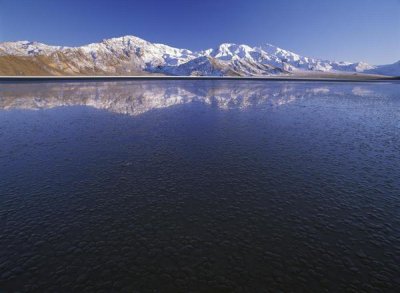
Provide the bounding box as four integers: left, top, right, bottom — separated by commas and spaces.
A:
0, 0, 398, 64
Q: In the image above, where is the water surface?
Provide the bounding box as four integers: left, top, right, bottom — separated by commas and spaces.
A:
0, 80, 399, 292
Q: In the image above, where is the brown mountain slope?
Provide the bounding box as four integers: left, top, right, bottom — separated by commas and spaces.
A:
0, 55, 66, 75
0, 53, 161, 76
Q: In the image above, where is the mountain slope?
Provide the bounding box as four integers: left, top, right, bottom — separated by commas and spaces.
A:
366, 61, 400, 76
0, 35, 398, 76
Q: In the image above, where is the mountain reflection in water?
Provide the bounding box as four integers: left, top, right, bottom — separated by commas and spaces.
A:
0, 80, 392, 116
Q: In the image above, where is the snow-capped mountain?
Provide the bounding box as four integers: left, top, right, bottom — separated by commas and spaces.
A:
0, 35, 398, 76
203, 43, 379, 74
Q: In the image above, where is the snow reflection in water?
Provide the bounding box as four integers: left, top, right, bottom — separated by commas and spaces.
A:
0, 80, 392, 115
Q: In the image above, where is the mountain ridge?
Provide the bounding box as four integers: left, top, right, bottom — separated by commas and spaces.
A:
0, 35, 398, 76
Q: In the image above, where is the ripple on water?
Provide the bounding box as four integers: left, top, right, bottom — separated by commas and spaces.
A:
0, 80, 399, 292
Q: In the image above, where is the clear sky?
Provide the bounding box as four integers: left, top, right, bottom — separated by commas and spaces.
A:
0, 0, 399, 64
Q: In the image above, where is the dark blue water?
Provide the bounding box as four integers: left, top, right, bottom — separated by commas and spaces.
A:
0, 80, 399, 292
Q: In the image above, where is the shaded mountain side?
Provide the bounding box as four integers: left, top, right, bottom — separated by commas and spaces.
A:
366, 61, 400, 77
154, 56, 240, 76
152, 56, 287, 76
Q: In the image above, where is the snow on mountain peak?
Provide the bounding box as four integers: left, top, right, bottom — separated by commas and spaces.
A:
0, 34, 398, 76
0, 40, 64, 56
208, 43, 256, 61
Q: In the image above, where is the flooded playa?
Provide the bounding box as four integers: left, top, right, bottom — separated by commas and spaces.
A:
0, 80, 399, 292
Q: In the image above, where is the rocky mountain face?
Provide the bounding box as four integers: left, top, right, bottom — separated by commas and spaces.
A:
0, 35, 398, 76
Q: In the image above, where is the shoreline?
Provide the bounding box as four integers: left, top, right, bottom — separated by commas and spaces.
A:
0, 75, 398, 83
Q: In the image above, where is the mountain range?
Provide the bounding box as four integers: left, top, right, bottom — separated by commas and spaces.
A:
0, 35, 398, 77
